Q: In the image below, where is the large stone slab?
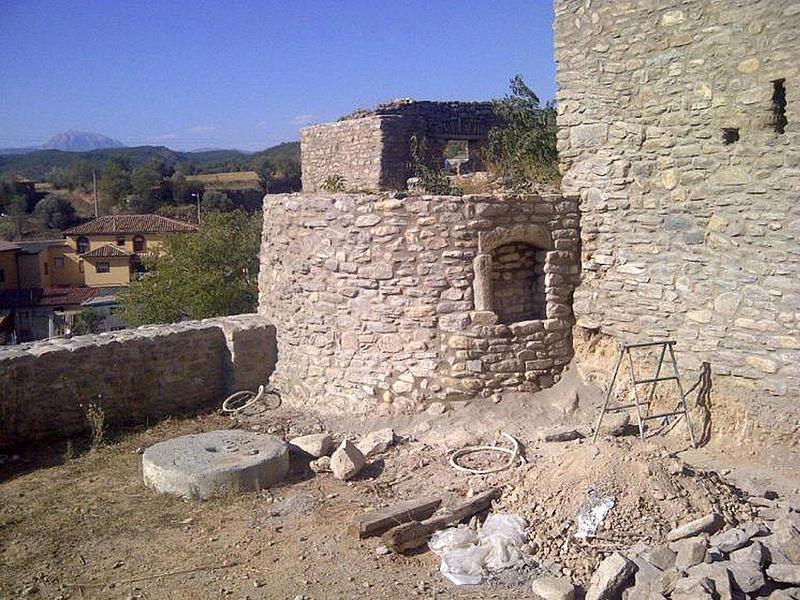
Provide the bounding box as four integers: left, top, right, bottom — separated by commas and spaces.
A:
667, 513, 724, 542
586, 552, 637, 600
142, 430, 289, 499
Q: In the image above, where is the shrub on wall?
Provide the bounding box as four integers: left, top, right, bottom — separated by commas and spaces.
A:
484, 75, 559, 185
409, 134, 463, 196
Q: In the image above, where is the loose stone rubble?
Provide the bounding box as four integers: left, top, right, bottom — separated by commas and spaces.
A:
288, 433, 334, 458
330, 439, 366, 480
356, 428, 396, 457
531, 576, 576, 600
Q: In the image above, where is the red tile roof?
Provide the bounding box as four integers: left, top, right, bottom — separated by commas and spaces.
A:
82, 244, 130, 258
64, 214, 197, 235
0, 241, 20, 252
0, 286, 100, 308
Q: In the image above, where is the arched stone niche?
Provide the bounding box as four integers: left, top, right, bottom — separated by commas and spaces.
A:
473, 224, 558, 323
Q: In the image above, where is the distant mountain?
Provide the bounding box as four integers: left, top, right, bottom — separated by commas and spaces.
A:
0, 141, 300, 181
188, 146, 245, 153
41, 130, 125, 152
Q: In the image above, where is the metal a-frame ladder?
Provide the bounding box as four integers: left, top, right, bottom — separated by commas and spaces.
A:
591, 340, 697, 448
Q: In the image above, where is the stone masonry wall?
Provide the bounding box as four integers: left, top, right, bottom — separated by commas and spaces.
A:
0, 314, 276, 447
300, 101, 501, 193
555, 1, 800, 406
258, 192, 580, 416
300, 116, 384, 193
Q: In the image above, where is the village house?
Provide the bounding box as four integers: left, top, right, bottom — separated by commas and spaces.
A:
0, 214, 196, 342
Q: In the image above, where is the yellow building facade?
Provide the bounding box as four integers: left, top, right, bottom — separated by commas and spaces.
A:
0, 242, 20, 291
53, 214, 197, 289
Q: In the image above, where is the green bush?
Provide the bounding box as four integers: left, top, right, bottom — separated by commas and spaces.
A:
409, 134, 462, 196
484, 75, 559, 185
120, 210, 261, 326
321, 174, 346, 192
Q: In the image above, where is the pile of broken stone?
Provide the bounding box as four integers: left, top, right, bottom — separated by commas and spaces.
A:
287, 428, 395, 480
533, 497, 800, 600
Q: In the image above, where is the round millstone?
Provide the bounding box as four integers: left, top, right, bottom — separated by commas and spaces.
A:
142, 430, 289, 499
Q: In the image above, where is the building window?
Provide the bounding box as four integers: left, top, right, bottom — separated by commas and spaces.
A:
133, 235, 146, 252
722, 127, 740, 145
78, 260, 84, 273
117, 236, 125, 246
77, 236, 90, 254
54, 257, 65, 269
772, 79, 787, 134
97, 262, 110, 273
44, 262, 49, 275
0, 268, 4, 282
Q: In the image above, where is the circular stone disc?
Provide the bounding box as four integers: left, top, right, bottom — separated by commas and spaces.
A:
142, 430, 289, 499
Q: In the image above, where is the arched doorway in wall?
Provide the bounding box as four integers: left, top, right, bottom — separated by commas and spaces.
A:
490, 242, 546, 324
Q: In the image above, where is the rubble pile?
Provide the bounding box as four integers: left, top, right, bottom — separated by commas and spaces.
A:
583, 498, 800, 599
500, 438, 752, 584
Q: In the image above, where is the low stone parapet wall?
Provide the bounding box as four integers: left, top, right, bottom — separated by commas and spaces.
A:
0, 314, 276, 447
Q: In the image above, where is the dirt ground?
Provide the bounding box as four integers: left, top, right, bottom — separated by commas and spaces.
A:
3, 354, 799, 599
2, 413, 528, 600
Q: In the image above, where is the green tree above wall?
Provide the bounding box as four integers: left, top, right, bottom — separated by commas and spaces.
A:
484, 75, 559, 185
119, 210, 261, 326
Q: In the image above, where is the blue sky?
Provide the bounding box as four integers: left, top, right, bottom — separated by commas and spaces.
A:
0, 1, 556, 151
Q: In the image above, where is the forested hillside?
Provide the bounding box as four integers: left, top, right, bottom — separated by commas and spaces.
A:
0, 142, 299, 180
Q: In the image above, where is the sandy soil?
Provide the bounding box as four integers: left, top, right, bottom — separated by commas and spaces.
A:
3, 348, 799, 599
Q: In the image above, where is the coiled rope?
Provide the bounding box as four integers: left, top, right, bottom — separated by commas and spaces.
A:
449, 432, 522, 475
221, 385, 281, 413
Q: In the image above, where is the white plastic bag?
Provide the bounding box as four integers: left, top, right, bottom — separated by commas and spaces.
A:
575, 489, 615, 539
428, 513, 528, 586
478, 513, 528, 571
429, 526, 484, 585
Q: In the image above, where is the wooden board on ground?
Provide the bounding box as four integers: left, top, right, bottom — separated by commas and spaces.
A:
352, 496, 442, 539
382, 487, 502, 553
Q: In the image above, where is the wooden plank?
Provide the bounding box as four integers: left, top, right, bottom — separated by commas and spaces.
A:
352, 496, 442, 539
382, 487, 502, 553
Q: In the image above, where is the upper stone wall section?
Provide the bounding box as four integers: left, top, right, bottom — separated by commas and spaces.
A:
300, 100, 501, 192
555, 0, 800, 402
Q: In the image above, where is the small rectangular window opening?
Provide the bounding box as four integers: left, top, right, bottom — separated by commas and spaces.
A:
443, 140, 470, 174
722, 127, 740, 145
772, 79, 787, 134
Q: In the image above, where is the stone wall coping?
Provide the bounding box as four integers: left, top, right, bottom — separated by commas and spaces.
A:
300, 114, 384, 135
265, 191, 564, 203
0, 313, 272, 361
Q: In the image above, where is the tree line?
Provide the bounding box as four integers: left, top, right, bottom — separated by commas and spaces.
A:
48, 152, 300, 215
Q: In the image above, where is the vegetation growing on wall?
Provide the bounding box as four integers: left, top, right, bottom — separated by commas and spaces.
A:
409, 134, 462, 196
321, 174, 346, 192
484, 75, 559, 185
120, 210, 261, 326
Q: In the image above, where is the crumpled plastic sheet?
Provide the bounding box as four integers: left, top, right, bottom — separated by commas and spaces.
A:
574, 488, 615, 539
428, 513, 528, 586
